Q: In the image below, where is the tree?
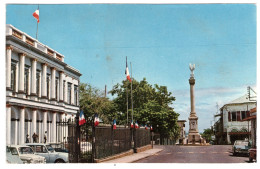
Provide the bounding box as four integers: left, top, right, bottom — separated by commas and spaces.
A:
201, 128, 213, 142
109, 78, 180, 138
79, 83, 116, 125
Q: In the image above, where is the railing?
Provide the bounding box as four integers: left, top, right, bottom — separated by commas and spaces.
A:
134, 128, 151, 148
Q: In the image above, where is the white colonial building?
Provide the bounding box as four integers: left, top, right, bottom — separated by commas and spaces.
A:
6, 24, 81, 145
216, 94, 256, 144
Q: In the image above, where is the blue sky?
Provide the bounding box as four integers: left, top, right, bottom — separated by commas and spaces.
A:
6, 4, 256, 132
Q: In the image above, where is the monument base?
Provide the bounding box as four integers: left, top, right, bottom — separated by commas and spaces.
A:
188, 133, 201, 144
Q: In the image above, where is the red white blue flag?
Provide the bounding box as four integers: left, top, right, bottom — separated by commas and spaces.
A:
135, 121, 139, 129
125, 56, 131, 82
130, 120, 134, 128
113, 119, 117, 129
33, 9, 40, 23
94, 114, 99, 127
145, 124, 148, 130
150, 125, 153, 131
79, 110, 86, 126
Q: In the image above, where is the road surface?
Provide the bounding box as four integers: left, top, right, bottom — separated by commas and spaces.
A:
135, 145, 251, 163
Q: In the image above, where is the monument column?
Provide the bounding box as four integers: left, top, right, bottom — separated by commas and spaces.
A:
188, 64, 201, 144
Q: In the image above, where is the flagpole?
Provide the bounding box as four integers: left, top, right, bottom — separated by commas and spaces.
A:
36, 5, 39, 40
126, 56, 129, 127
130, 62, 133, 124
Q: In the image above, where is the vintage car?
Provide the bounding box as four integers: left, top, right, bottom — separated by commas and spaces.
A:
8, 145, 46, 164
24, 143, 68, 163
49, 143, 68, 153
6, 146, 23, 164
232, 140, 251, 156
249, 147, 256, 162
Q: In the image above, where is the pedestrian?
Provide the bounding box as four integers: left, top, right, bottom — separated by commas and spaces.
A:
44, 131, 47, 144
32, 132, 37, 143
26, 134, 29, 143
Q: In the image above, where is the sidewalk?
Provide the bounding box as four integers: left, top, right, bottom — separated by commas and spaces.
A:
103, 148, 163, 163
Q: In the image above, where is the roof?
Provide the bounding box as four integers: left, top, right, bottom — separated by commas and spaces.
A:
228, 94, 255, 105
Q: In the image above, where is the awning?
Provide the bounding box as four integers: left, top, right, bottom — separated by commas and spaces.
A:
228, 132, 250, 135
242, 115, 256, 121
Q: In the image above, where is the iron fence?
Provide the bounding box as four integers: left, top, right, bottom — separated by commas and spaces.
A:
95, 126, 132, 159
134, 128, 151, 148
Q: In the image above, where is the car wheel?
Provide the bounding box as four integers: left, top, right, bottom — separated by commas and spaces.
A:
55, 159, 65, 163
233, 151, 237, 156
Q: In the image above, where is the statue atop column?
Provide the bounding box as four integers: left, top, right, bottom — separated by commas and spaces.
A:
189, 64, 195, 78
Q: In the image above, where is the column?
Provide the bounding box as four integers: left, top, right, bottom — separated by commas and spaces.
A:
18, 53, 26, 94
39, 72, 42, 97
31, 59, 37, 95
19, 107, 25, 144
189, 77, 196, 114
43, 111, 47, 140
28, 68, 31, 95
51, 67, 56, 100
14, 119, 18, 145
59, 72, 64, 102
48, 122, 51, 143
32, 109, 37, 135
6, 45, 13, 90
57, 80, 59, 101
41, 64, 47, 98
6, 104, 11, 145
52, 112, 56, 142
71, 83, 74, 105
64, 80, 67, 103
15, 62, 19, 92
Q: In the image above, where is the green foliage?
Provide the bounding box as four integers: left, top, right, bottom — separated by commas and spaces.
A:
201, 128, 214, 142
79, 83, 116, 124
109, 78, 180, 138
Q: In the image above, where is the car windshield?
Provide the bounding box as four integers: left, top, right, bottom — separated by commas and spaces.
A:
46, 145, 55, 152
9, 147, 19, 155
235, 141, 249, 146
18, 147, 34, 154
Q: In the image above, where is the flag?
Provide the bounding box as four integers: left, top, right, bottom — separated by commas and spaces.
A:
79, 110, 86, 126
145, 124, 148, 130
135, 121, 139, 129
150, 125, 153, 131
94, 114, 99, 127
125, 57, 131, 82
130, 120, 134, 128
113, 119, 116, 129
33, 9, 40, 23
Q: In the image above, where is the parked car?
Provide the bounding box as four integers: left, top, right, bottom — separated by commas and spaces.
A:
6, 146, 23, 164
49, 143, 68, 153
24, 143, 68, 163
8, 145, 46, 164
232, 140, 251, 156
249, 147, 256, 162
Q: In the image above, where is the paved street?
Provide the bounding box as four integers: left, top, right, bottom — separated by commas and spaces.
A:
135, 145, 251, 163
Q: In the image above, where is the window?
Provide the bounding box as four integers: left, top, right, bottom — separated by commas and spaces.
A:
11, 62, 16, 91
55, 77, 58, 100
35, 145, 47, 153
231, 112, 237, 121
67, 82, 71, 104
47, 74, 50, 99
241, 111, 246, 120
36, 71, 40, 96
74, 85, 78, 105
24, 67, 29, 94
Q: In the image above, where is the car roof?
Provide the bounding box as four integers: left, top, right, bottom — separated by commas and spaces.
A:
23, 143, 50, 146
8, 145, 31, 148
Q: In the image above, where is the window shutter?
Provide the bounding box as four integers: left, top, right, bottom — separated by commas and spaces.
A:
246, 111, 250, 117
228, 111, 231, 121
237, 111, 241, 121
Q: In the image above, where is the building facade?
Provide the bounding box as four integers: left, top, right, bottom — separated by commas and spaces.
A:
214, 94, 256, 144
6, 24, 81, 145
